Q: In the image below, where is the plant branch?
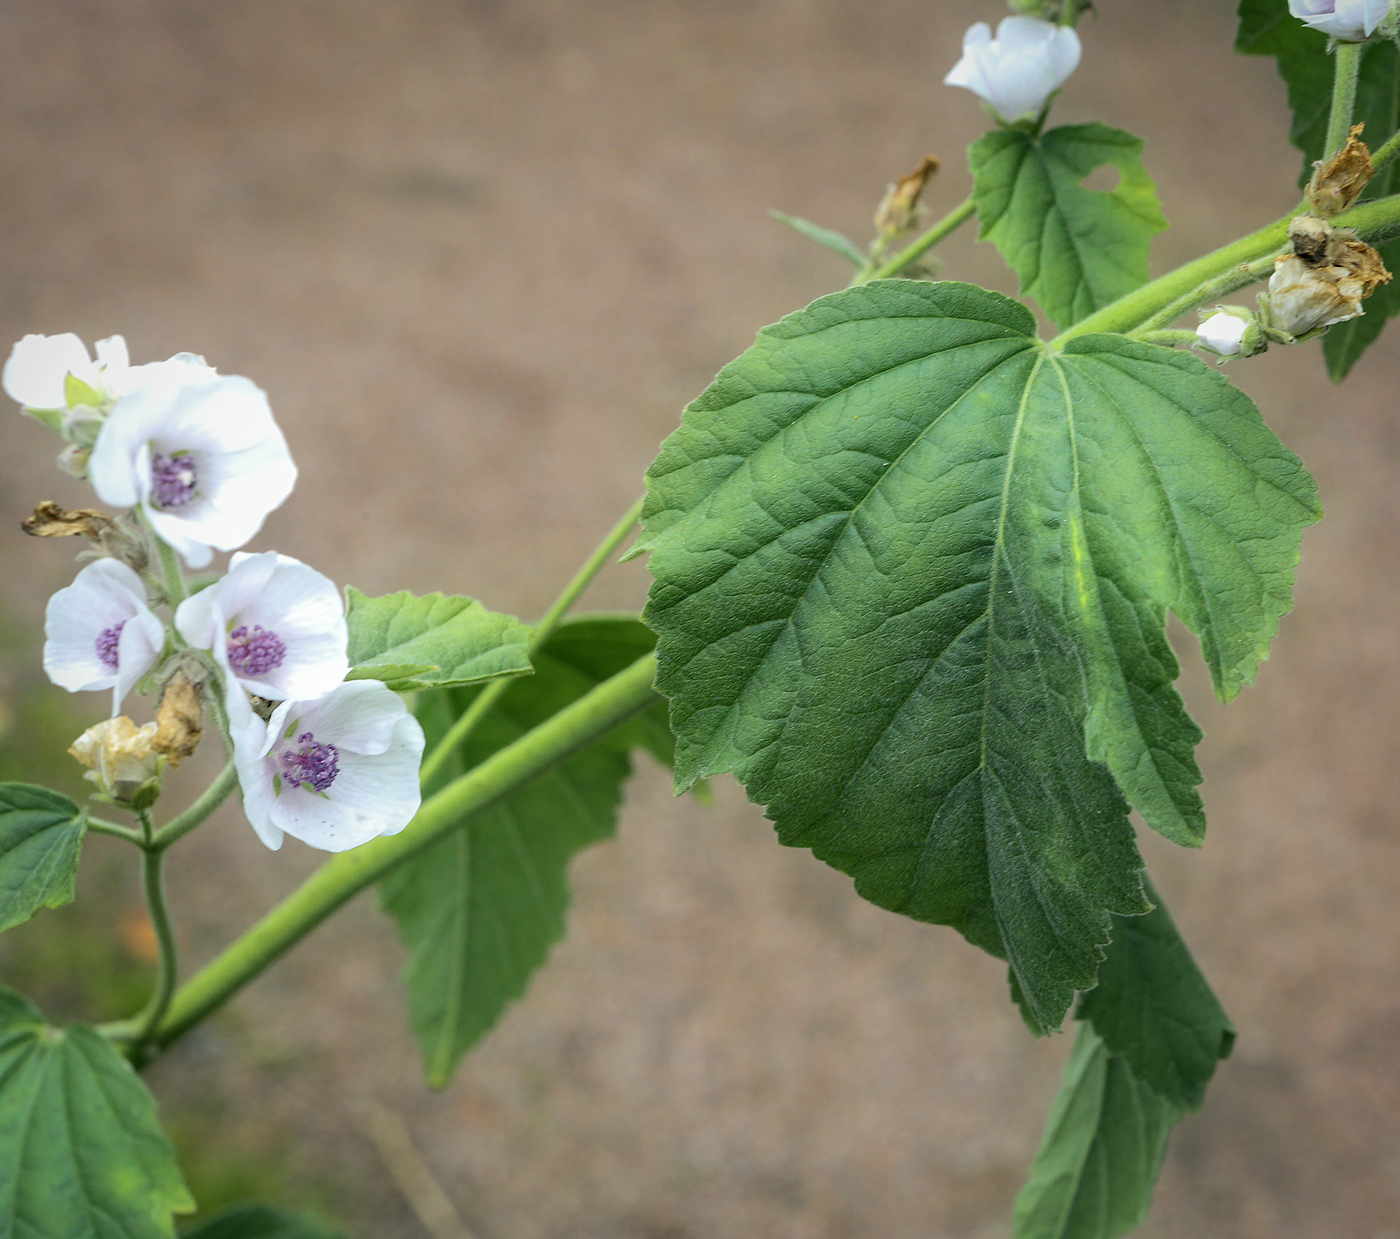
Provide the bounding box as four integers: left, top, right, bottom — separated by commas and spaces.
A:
855, 197, 976, 283
1326, 41, 1363, 160
150, 651, 661, 1051
150, 760, 239, 850
418, 494, 645, 789
86, 814, 146, 845
1372, 127, 1400, 173
1133, 329, 1200, 348
1128, 252, 1282, 336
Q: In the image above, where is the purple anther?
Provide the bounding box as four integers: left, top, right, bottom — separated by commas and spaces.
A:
94, 620, 127, 671
226, 624, 287, 677
280, 732, 340, 793
149, 451, 198, 509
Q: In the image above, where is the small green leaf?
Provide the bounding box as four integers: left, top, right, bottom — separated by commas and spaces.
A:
0, 783, 87, 933
181, 1203, 342, 1239
344, 587, 533, 690
64, 371, 102, 408
0, 986, 194, 1237
638, 280, 1318, 1030
1013, 1024, 1182, 1239
1076, 882, 1235, 1110
382, 614, 668, 1087
770, 210, 870, 268
970, 123, 1167, 329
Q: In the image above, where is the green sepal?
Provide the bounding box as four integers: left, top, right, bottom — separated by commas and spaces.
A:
344, 587, 533, 690
381, 614, 670, 1088
770, 210, 869, 268
181, 1203, 342, 1239
21, 405, 66, 431
969, 122, 1167, 329
0, 783, 87, 933
0, 986, 195, 1237
63, 371, 103, 409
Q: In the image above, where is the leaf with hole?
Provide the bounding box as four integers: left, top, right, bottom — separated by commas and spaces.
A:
0, 783, 87, 934
637, 279, 1318, 1030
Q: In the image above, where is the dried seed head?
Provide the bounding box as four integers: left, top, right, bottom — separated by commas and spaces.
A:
70, 716, 161, 803
1261, 213, 1393, 339
21, 501, 150, 572
1308, 124, 1374, 217
874, 155, 940, 242
152, 670, 203, 767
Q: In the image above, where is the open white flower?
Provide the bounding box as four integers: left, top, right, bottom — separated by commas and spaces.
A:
44, 558, 166, 714
233, 680, 424, 852
175, 550, 349, 724
4, 333, 129, 410
944, 16, 1081, 122
1289, 0, 1390, 41
88, 372, 297, 568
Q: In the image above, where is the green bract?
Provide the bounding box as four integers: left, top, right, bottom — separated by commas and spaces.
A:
638, 279, 1319, 1029
0, 987, 193, 1237
970, 123, 1167, 330
0, 783, 87, 934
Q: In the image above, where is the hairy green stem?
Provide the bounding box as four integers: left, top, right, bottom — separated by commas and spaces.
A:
1372, 126, 1400, 172
86, 814, 146, 846
151, 761, 239, 850
418, 494, 645, 789
1134, 329, 1200, 348
856, 197, 976, 283
151, 651, 661, 1051
1129, 252, 1282, 336
1326, 41, 1363, 160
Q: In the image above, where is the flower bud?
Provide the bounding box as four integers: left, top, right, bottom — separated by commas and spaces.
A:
1288, 0, 1391, 41
70, 716, 162, 804
944, 17, 1082, 123
1196, 308, 1265, 360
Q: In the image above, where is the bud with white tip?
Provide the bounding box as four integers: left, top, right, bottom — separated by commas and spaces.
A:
1196, 308, 1264, 360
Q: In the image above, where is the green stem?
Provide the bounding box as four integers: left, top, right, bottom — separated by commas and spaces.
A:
151, 761, 239, 850
1326, 41, 1363, 160
855, 197, 976, 283
153, 535, 188, 608
152, 651, 660, 1050
418, 494, 646, 789
86, 814, 146, 845
108, 812, 180, 1058
1129, 252, 1282, 336
1372, 127, 1400, 173
1133, 329, 1200, 348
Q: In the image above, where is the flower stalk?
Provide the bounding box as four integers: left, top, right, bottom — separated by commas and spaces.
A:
854, 197, 976, 284
1326, 41, 1364, 160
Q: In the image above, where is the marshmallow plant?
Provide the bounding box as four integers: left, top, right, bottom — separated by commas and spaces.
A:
3, 2, 1400, 1237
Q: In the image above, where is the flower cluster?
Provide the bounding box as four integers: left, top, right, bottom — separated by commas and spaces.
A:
10, 333, 423, 852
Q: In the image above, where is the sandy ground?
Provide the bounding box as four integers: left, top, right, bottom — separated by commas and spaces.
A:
2, 1, 1399, 1236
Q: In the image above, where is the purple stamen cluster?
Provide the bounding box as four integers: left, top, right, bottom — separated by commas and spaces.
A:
150, 451, 198, 509
280, 731, 340, 793
227, 624, 287, 676
94, 620, 127, 671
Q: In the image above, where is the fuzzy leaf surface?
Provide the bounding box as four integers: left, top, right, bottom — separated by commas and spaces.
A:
1013, 1024, 1181, 1239
0, 783, 86, 933
638, 280, 1319, 1030
970, 123, 1167, 330
1236, 0, 1400, 378
0, 986, 194, 1237
182, 1204, 341, 1239
344, 587, 533, 690
382, 615, 668, 1087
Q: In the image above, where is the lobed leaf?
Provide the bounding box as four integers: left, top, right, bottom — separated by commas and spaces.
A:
344, 587, 533, 690
970, 123, 1167, 330
181, 1203, 342, 1239
0, 783, 87, 934
0, 986, 194, 1237
637, 279, 1319, 1030
381, 615, 669, 1087
1012, 1025, 1182, 1239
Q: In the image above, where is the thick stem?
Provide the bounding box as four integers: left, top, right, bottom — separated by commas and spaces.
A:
151, 760, 239, 850
1372, 126, 1400, 173
1134, 329, 1200, 348
856, 197, 976, 284
86, 814, 146, 846
1129, 252, 1282, 336
151, 651, 661, 1050
418, 495, 645, 789
1326, 41, 1363, 160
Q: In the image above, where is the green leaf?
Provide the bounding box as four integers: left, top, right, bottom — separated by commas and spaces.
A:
770, 210, 870, 268
970, 123, 1167, 330
1076, 882, 1234, 1110
637, 280, 1319, 1030
0, 986, 194, 1237
381, 614, 667, 1087
1013, 1024, 1182, 1239
0, 783, 87, 933
181, 1203, 341, 1239
344, 587, 533, 690
1236, 2, 1400, 378
64, 371, 103, 408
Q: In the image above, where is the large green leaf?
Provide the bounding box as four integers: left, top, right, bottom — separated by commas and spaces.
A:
344, 587, 532, 691
1013, 1024, 1182, 1239
0, 783, 86, 933
970, 123, 1167, 330
1077, 883, 1234, 1110
382, 615, 668, 1087
1237, 0, 1400, 378
181, 1204, 341, 1239
637, 280, 1319, 1030
0, 986, 194, 1237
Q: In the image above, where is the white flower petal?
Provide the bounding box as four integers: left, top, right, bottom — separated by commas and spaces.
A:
1197, 311, 1248, 356
4, 334, 94, 408
232, 712, 286, 850
944, 17, 1080, 122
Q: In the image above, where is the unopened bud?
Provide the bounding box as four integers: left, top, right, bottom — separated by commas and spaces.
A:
1308, 125, 1374, 217
1196, 308, 1265, 360
70, 716, 162, 804
874, 155, 939, 243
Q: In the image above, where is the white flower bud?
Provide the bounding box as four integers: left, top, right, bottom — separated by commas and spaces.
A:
944, 17, 1081, 123
1197, 311, 1251, 357
1288, 0, 1390, 41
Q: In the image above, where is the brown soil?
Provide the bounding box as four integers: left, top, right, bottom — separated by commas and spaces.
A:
2, 2, 1398, 1236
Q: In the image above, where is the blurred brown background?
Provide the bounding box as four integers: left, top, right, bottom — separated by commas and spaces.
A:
1, 1, 1398, 1236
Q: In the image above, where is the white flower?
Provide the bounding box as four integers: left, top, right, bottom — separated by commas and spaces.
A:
4, 334, 129, 410
174, 551, 349, 723
1289, 0, 1390, 41
944, 16, 1082, 122
1196, 311, 1249, 356
44, 558, 166, 715
233, 680, 424, 852
87, 372, 296, 568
